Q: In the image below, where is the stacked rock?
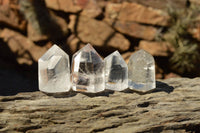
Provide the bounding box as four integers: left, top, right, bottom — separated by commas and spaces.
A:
38, 44, 155, 93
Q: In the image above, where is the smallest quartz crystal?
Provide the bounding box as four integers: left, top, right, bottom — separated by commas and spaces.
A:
104, 51, 128, 91
128, 49, 155, 92
38, 45, 70, 93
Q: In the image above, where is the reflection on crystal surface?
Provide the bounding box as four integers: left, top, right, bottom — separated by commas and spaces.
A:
104, 51, 128, 91
38, 45, 70, 93
71, 44, 105, 93
128, 49, 155, 91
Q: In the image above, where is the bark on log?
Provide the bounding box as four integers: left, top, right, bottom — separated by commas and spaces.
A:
0, 78, 200, 133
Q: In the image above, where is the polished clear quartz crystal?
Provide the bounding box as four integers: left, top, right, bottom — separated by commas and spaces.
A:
38, 45, 70, 93
128, 49, 155, 91
104, 51, 128, 91
71, 44, 105, 93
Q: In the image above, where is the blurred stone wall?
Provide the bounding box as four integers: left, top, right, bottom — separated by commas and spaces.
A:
0, 0, 199, 95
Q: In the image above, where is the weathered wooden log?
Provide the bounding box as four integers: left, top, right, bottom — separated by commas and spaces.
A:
0, 78, 200, 133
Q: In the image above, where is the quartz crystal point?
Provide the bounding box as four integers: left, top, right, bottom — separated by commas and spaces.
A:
104, 51, 128, 91
38, 45, 70, 93
128, 49, 155, 92
71, 44, 105, 93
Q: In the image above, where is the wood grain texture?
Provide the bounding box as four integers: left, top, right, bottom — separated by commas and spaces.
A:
0, 78, 200, 133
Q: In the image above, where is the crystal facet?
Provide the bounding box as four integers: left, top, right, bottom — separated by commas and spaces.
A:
38, 45, 70, 93
104, 51, 128, 91
71, 44, 105, 93
128, 49, 155, 91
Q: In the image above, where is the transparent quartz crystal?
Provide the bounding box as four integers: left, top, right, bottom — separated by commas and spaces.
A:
38, 45, 70, 93
128, 49, 155, 92
71, 44, 105, 93
104, 51, 128, 91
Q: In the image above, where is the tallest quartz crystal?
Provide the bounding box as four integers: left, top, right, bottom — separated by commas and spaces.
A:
71, 44, 105, 93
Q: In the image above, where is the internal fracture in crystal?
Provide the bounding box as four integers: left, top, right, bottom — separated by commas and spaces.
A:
71, 44, 105, 93
104, 51, 128, 91
38, 45, 70, 93
128, 49, 155, 91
